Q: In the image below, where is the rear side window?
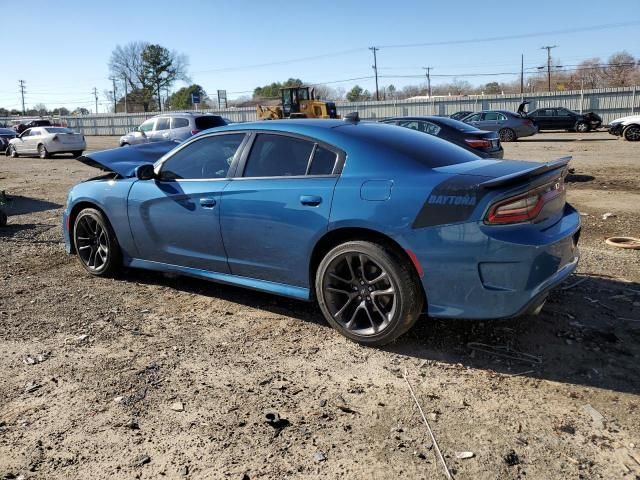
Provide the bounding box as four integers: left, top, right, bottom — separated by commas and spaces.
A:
171, 117, 189, 129
195, 116, 227, 130
309, 146, 337, 175
244, 134, 314, 177
160, 134, 245, 180
155, 117, 170, 130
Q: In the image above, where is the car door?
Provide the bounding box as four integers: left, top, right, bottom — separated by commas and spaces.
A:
150, 116, 171, 142
20, 128, 40, 154
126, 132, 248, 273
136, 118, 156, 144
536, 109, 555, 129
13, 128, 31, 153
169, 117, 191, 141
220, 132, 342, 288
479, 112, 500, 131
556, 108, 574, 129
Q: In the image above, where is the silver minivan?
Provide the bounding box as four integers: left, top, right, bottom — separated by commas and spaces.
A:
119, 113, 227, 146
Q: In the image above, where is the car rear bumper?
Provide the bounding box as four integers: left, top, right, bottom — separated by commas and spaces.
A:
48, 142, 86, 153
405, 204, 581, 319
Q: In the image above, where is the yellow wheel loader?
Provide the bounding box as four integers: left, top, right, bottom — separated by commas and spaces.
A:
257, 86, 339, 120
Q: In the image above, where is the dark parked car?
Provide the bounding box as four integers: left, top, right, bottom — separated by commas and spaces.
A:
527, 107, 602, 132
450, 111, 473, 121
15, 119, 52, 134
381, 116, 503, 158
463, 110, 538, 142
0, 128, 17, 152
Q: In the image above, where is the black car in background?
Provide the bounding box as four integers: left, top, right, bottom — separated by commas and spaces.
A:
0, 128, 16, 152
449, 111, 473, 121
14, 119, 52, 134
381, 116, 504, 158
527, 107, 602, 132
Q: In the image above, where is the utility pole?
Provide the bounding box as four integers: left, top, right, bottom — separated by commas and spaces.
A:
422, 67, 433, 97
541, 45, 557, 92
112, 77, 117, 113
520, 54, 524, 96
18, 80, 26, 114
123, 76, 128, 114
369, 46, 379, 101
93, 87, 98, 114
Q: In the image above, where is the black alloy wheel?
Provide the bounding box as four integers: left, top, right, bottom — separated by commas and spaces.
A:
316, 241, 423, 346
73, 208, 120, 276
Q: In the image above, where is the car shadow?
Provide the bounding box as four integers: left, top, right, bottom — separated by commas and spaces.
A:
2, 195, 62, 216
566, 173, 595, 183
120, 270, 640, 395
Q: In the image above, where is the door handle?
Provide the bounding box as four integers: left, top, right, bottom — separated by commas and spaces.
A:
300, 195, 322, 206
199, 198, 217, 208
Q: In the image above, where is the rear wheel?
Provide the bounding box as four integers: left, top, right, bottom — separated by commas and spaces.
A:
73, 208, 121, 276
498, 128, 516, 142
575, 121, 590, 133
316, 240, 424, 346
38, 144, 50, 159
623, 125, 640, 141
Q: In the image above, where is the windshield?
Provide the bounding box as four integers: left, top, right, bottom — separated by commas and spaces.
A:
45, 127, 74, 134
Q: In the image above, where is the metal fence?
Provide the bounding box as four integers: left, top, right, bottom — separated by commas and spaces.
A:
2, 86, 638, 136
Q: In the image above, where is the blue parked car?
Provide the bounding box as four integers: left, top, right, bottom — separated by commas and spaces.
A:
63, 118, 580, 346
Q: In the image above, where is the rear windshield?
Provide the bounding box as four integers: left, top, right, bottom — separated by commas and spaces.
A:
195, 116, 227, 130
340, 122, 479, 167
45, 127, 74, 134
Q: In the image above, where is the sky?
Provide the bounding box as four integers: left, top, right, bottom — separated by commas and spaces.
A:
1, 0, 639, 113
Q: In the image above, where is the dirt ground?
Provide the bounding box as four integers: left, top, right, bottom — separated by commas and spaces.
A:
1, 131, 639, 480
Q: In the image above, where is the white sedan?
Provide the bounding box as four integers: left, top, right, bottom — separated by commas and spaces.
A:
7, 127, 86, 159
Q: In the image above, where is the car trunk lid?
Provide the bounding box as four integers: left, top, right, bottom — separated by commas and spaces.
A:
75, 141, 178, 177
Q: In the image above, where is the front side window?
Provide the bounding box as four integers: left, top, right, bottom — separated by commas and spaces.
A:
465, 113, 482, 122
155, 117, 170, 130
139, 119, 155, 132
243, 134, 314, 177
159, 133, 245, 180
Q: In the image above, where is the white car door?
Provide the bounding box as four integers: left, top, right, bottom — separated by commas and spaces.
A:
15, 128, 35, 153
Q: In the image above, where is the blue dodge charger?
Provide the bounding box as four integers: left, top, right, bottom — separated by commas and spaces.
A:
63, 118, 580, 345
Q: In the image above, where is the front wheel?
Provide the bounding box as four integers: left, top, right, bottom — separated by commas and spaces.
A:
498, 128, 516, 142
73, 208, 121, 276
623, 125, 640, 141
71, 151, 83, 158
38, 144, 50, 159
315, 241, 424, 346
575, 121, 590, 133
9, 145, 18, 158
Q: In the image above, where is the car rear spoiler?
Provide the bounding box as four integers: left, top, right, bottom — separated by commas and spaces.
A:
479, 156, 571, 189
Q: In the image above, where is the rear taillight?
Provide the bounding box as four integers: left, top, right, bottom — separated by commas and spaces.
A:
464, 138, 491, 149
485, 179, 564, 224
191, 129, 200, 135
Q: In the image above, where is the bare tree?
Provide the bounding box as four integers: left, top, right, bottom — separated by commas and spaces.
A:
605, 51, 637, 87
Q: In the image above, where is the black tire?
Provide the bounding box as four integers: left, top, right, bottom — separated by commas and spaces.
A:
575, 121, 590, 133
315, 240, 424, 346
71, 151, 83, 158
498, 128, 516, 142
38, 144, 50, 159
0, 209, 6, 227
623, 125, 640, 141
120, 142, 129, 147
73, 208, 121, 276
8, 145, 18, 158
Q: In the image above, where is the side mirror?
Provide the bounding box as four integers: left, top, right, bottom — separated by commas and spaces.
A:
137, 127, 147, 137
135, 164, 156, 180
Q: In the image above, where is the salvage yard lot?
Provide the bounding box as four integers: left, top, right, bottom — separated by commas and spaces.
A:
1, 131, 639, 479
